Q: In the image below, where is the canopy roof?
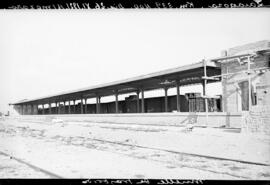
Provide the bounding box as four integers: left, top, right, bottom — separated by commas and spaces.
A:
12, 61, 221, 105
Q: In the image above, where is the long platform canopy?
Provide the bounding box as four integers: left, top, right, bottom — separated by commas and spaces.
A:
12, 60, 221, 105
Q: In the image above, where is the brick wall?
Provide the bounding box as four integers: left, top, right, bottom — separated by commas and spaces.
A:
242, 105, 270, 134
227, 40, 270, 56
221, 55, 270, 112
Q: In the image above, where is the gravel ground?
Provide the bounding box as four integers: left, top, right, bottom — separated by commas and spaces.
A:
0, 117, 270, 179
0, 153, 52, 178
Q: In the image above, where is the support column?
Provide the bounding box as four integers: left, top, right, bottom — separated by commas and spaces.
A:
26, 105, 29, 115
141, 88, 145, 113
28, 105, 30, 115
49, 103, 52, 114
42, 104, 45, 115
24, 105, 26, 115
23, 105, 26, 115
84, 98, 87, 114
26, 105, 28, 115
68, 101, 71, 114
20, 105, 23, 115
55, 102, 58, 114
29, 105, 32, 115
96, 96, 99, 114
202, 82, 206, 96
54, 102, 57, 114
24, 105, 27, 115
81, 98, 84, 114
63, 101, 65, 114
247, 56, 252, 111
176, 81, 180, 112
99, 97, 101, 113
136, 90, 140, 113
58, 102, 60, 114
115, 91, 119, 113
73, 100, 76, 114
203, 60, 208, 113
202, 81, 208, 111
164, 87, 168, 112
203, 59, 208, 127
22, 105, 25, 115
27, 105, 30, 115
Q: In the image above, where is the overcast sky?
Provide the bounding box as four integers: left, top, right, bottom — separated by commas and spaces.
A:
0, 9, 270, 113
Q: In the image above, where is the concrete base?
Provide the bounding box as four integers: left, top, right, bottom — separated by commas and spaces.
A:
13, 112, 243, 128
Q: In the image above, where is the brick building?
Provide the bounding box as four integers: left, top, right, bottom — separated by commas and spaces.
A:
210, 40, 270, 133
216, 40, 270, 113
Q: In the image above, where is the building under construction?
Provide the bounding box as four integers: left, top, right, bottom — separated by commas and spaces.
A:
10, 40, 270, 127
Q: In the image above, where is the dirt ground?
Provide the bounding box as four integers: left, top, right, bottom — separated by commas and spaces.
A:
0, 117, 270, 179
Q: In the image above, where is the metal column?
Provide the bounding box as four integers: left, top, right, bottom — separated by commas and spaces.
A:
73, 100, 76, 114
115, 91, 119, 113
80, 98, 84, 114
55, 102, 58, 114
247, 56, 252, 111
164, 87, 168, 112
49, 103, 51, 114
136, 91, 140, 113
141, 89, 145, 113
176, 81, 180, 112
42, 104, 45, 115
84, 98, 87, 114
68, 101, 71, 114
30, 105, 33, 115
58, 102, 60, 114
203, 60, 208, 127
203, 60, 208, 113
63, 101, 65, 114
96, 96, 100, 114
20, 105, 23, 115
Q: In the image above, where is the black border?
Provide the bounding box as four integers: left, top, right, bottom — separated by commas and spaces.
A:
0, 179, 269, 185
1, 0, 269, 9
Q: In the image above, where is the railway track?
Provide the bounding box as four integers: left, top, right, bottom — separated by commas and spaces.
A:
0, 151, 63, 179
89, 137, 270, 167
2, 120, 269, 179
72, 137, 262, 179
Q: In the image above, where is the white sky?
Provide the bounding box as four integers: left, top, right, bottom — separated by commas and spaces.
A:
0, 9, 270, 114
